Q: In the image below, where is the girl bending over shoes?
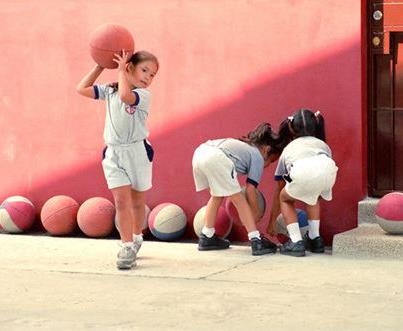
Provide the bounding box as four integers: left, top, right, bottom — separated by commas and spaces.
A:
267, 109, 338, 257
192, 123, 280, 256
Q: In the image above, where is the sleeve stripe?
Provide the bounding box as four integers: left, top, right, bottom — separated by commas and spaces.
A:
93, 86, 99, 99
130, 91, 140, 106
274, 175, 283, 181
246, 178, 259, 187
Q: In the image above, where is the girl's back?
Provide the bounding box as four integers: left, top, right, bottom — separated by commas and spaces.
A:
280, 136, 332, 167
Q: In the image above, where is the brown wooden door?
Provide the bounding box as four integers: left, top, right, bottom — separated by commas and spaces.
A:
368, 1, 403, 196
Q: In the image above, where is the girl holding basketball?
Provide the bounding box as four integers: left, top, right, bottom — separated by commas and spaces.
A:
192, 123, 280, 256
76, 50, 159, 269
266, 109, 338, 257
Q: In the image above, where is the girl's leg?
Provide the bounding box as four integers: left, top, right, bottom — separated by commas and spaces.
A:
131, 189, 145, 235
228, 192, 257, 233
306, 202, 321, 239
229, 192, 277, 256
305, 202, 325, 253
131, 189, 146, 254
111, 185, 135, 242
202, 196, 224, 237
111, 185, 137, 269
279, 188, 305, 257
198, 196, 230, 251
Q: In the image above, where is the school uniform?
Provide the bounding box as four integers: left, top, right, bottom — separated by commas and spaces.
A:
94, 84, 153, 191
274, 136, 338, 205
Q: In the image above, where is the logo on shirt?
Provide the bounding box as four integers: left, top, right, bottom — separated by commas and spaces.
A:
125, 105, 137, 114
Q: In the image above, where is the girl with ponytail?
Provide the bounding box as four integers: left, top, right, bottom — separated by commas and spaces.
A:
267, 109, 338, 257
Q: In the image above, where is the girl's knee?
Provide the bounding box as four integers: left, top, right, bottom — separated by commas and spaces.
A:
114, 195, 132, 211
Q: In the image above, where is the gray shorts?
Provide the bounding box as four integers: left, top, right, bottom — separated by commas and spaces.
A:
102, 140, 153, 191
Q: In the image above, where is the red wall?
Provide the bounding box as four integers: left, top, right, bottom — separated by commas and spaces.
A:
0, 0, 363, 242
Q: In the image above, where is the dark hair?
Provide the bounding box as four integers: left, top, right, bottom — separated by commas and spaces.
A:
276, 108, 326, 149
108, 50, 159, 91
128, 50, 159, 70
239, 122, 281, 157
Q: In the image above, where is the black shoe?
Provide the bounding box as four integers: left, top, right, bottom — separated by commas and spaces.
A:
251, 236, 277, 256
198, 234, 230, 251
280, 239, 306, 257
304, 233, 325, 253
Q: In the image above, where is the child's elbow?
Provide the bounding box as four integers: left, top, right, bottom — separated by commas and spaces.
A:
76, 86, 85, 95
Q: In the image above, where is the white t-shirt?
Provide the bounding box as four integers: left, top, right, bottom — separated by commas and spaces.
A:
275, 136, 332, 180
94, 85, 151, 145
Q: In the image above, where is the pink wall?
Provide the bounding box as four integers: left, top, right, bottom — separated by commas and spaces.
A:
0, 0, 362, 242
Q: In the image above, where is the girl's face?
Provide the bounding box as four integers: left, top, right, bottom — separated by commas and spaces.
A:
128, 60, 158, 88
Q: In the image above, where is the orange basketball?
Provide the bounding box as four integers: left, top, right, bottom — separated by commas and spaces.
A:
77, 197, 115, 238
40, 195, 79, 235
89, 24, 135, 69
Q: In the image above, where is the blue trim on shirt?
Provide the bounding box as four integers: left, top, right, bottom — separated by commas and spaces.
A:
246, 178, 259, 187
274, 175, 283, 181
93, 86, 99, 99
130, 91, 140, 106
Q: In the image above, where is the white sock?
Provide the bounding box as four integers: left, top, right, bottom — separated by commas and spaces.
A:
308, 220, 320, 239
248, 230, 261, 240
122, 241, 133, 248
133, 233, 143, 243
202, 226, 215, 238
287, 222, 302, 243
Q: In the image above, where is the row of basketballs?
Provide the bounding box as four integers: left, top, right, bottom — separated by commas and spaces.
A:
0, 194, 256, 240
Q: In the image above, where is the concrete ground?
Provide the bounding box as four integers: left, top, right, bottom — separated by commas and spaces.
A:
0, 234, 402, 331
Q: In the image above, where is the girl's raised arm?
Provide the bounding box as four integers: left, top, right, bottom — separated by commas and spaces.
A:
76, 65, 104, 98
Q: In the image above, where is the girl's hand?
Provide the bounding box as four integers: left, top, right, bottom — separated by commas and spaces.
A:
113, 50, 130, 71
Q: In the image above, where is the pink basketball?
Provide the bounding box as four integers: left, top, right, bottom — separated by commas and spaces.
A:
375, 192, 403, 234
40, 195, 79, 235
89, 24, 135, 69
0, 196, 36, 233
77, 197, 115, 238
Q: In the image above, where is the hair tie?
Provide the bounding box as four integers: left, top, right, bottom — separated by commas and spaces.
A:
315, 111, 321, 117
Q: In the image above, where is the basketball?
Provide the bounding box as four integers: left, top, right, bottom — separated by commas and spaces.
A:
148, 203, 187, 241
89, 23, 135, 69
40, 195, 79, 235
375, 192, 403, 234
0, 196, 36, 233
224, 187, 266, 224
193, 205, 232, 238
77, 197, 115, 238
142, 204, 151, 234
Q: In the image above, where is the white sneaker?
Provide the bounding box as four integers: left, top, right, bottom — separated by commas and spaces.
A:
117, 246, 136, 270
133, 240, 143, 255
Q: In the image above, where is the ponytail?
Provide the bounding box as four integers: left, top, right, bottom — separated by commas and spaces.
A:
314, 111, 326, 142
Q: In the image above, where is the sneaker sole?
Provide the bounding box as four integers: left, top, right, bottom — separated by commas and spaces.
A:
252, 249, 277, 256
280, 250, 306, 257
309, 248, 325, 253
117, 260, 137, 270
198, 245, 230, 251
